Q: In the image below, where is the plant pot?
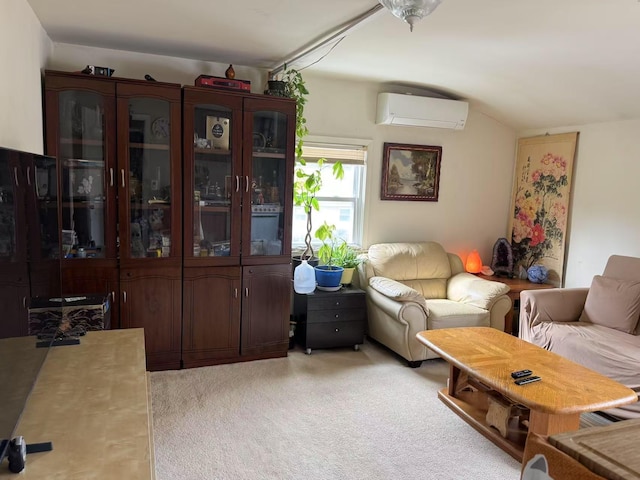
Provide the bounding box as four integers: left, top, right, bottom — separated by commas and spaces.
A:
314, 265, 344, 289
266, 80, 287, 97
340, 267, 355, 285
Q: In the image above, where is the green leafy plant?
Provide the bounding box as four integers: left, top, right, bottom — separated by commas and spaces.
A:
334, 242, 363, 269
314, 222, 341, 267
282, 67, 343, 259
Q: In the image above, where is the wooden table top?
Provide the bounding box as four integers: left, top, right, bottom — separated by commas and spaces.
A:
549, 418, 640, 479
416, 327, 638, 415
0, 329, 154, 479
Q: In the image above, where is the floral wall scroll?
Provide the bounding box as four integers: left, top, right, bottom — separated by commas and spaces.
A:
507, 132, 578, 286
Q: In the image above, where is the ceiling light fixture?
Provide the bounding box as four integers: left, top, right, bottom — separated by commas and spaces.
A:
378, 0, 443, 31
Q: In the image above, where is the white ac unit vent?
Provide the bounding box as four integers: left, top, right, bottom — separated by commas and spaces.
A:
376, 92, 469, 130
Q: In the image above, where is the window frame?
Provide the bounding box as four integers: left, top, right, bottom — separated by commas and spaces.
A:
292, 136, 369, 249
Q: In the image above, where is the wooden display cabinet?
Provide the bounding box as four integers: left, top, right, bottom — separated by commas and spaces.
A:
181, 87, 295, 367
44, 71, 182, 368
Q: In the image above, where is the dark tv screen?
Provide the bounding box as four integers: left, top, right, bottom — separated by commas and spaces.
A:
0, 145, 60, 463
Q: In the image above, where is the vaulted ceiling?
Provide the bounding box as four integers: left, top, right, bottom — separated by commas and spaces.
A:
26, 0, 640, 130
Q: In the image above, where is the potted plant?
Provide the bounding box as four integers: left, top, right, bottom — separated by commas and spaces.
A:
313, 222, 344, 290
334, 242, 362, 286
281, 68, 343, 264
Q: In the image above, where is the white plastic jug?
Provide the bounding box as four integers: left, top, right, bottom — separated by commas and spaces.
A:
294, 260, 316, 294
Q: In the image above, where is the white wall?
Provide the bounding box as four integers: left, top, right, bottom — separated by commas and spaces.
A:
0, 0, 52, 153
303, 73, 517, 262
520, 120, 640, 287
49, 43, 267, 94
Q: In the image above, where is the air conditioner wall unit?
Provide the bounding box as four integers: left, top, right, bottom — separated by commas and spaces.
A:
376, 92, 469, 130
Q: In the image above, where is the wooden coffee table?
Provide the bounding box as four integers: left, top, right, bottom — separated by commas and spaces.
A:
416, 327, 638, 461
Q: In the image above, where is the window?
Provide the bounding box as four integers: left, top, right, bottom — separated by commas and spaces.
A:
291, 143, 366, 248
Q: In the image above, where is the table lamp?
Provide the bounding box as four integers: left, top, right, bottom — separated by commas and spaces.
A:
465, 249, 482, 274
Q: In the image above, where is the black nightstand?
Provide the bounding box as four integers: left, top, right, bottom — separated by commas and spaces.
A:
293, 286, 367, 354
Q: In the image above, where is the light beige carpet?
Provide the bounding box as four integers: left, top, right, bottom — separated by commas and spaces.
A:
150, 340, 523, 480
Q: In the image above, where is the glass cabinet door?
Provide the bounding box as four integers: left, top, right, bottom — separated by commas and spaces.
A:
125, 98, 174, 259
186, 102, 239, 262
245, 108, 291, 258
57, 91, 108, 259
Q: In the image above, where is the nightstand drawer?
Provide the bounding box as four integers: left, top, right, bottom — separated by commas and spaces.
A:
307, 294, 365, 311
307, 308, 366, 324
305, 320, 365, 349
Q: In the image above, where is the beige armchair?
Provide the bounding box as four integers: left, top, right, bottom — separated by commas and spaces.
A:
519, 254, 640, 419
357, 242, 512, 367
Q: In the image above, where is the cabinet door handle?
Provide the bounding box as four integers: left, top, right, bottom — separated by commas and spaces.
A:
235, 175, 240, 192
121, 169, 126, 188
110, 168, 114, 187
245, 287, 249, 297
111, 291, 115, 303
13, 167, 19, 186
26, 167, 31, 186
123, 291, 127, 303
335, 301, 340, 306
335, 314, 339, 318
335, 328, 340, 332
234, 288, 238, 298
23, 297, 27, 308
245, 176, 249, 193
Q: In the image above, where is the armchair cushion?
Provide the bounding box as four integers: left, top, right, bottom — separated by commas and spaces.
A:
369, 276, 429, 316
578, 275, 640, 334
447, 273, 510, 310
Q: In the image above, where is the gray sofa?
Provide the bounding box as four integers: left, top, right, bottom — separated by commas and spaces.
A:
519, 254, 640, 419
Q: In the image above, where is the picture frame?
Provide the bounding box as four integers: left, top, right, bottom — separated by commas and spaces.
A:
507, 132, 578, 286
381, 143, 442, 201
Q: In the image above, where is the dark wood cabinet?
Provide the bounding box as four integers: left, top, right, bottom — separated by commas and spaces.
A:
241, 264, 292, 357
120, 266, 182, 370
293, 287, 367, 354
181, 87, 295, 367
44, 71, 182, 368
42, 72, 296, 370
182, 266, 241, 368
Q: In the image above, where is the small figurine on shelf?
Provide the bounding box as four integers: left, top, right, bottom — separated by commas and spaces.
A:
225, 64, 235, 79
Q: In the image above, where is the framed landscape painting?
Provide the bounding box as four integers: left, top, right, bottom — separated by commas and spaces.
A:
507, 132, 579, 286
381, 143, 442, 201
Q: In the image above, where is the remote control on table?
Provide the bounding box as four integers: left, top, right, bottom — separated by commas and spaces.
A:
514, 375, 541, 385
511, 369, 532, 379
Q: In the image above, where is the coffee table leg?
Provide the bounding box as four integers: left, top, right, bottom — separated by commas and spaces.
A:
528, 410, 580, 436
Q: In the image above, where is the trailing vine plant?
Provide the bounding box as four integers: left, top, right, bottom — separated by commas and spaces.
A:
282, 67, 343, 260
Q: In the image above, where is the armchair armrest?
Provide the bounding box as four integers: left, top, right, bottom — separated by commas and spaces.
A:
368, 276, 430, 319
447, 273, 510, 310
520, 288, 589, 330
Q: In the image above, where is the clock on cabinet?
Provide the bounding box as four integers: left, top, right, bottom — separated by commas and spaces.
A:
152, 116, 170, 139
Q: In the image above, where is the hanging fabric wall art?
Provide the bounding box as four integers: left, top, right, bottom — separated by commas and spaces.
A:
507, 132, 578, 286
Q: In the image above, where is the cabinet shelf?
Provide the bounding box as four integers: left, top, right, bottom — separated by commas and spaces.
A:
130, 142, 170, 151
200, 206, 230, 213
195, 148, 231, 156
60, 138, 103, 146
130, 201, 172, 209
61, 200, 105, 208
253, 152, 286, 159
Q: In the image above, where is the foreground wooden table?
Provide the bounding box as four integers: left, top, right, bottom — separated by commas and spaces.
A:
416, 327, 637, 461
0, 329, 155, 479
